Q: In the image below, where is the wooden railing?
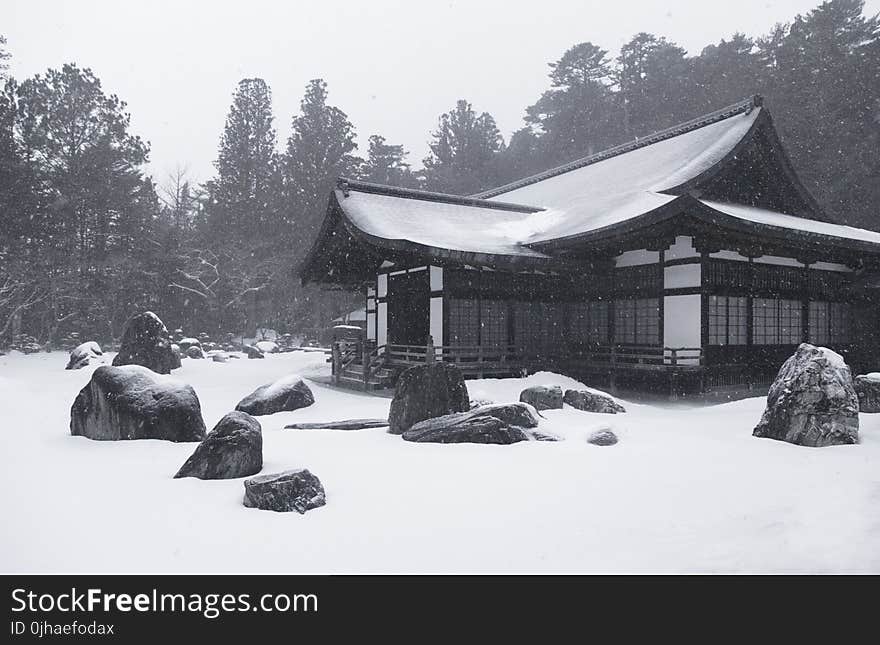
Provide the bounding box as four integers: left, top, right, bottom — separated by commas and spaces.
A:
382, 342, 703, 371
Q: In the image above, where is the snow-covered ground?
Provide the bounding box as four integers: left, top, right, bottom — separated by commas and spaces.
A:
1, 350, 878, 574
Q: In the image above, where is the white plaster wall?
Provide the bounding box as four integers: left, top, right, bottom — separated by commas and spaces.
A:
430, 266, 443, 291
663, 294, 701, 364
812, 261, 852, 273
665, 236, 699, 261
615, 249, 660, 267
664, 264, 701, 289
710, 250, 750, 262
377, 274, 388, 298
377, 302, 387, 346
430, 297, 443, 347
367, 312, 376, 340
754, 255, 804, 267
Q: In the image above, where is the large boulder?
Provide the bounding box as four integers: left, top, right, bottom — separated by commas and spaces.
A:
519, 385, 563, 411
178, 337, 201, 352
388, 363, 469, 434
402, 402, 540, 445
112, 311, 180, 374
564, 389, 626, 414
70, 365, 206, 441
174, 411, 262, 479
753, 343, 859, 447
854, 374, 880, 413
65, 341, 104, 370
243, 469, 326, 513
235, 374, 315, 416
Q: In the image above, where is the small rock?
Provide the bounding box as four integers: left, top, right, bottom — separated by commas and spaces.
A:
519, 385, 563, 411
587, 429, 618, 446
243, 469, 326, 513
564, 389, 626, 414
254, 340, 278, 354
174, 411, 262, 479
212, 351, 230, 363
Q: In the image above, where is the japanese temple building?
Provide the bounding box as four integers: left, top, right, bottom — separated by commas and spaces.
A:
301, 96, 880, 394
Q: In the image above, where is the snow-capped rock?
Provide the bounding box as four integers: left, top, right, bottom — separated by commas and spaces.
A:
235, 374, 314, 416
243, 469, 325, 513
112, 311, 180, 374
753, 343, 858, 447
174, 411, 262, 480
242, 344, 265, 359
519, 385, 563, 410
564, 389, 626, 414
854, 374, 880, 413
65, 341, 103, 370
70, 364, 206, 441
254, 340, 278, 354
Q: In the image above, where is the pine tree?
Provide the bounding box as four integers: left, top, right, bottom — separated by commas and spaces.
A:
422, 99, 503, 195
359, 134, 417, 187
525, 42, 620, 166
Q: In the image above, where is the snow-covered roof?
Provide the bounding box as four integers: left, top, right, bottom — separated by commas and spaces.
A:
303, 96, 880, 284
337, 188, 551, 259
484, 107, 760, 242
701, 200, 880, 246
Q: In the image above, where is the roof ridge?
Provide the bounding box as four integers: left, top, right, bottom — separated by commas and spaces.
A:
473, 94, 764, 199
336, 178, 542, 213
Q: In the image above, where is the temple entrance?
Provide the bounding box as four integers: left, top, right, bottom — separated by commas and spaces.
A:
387, 270, 429, 346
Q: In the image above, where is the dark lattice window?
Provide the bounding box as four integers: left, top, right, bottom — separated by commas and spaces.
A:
753, 298, 802, 345
708, 296, 748, 345
809, 301, 850, 346
570, 301, 609, 344
614, 298, 659, 345
614, 264, 661, 295
513, 301, 543, 352
479, 299, 508, 349
752, 264, 804, 294
809, 270, 850, 300
448, 298, 479, 346
706, 260, 750, 289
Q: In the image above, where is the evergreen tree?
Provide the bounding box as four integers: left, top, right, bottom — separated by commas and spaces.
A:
359, 134, 417, 187
282, 78, 359, 249
524, 42, 620, 166
422, 99, 503, 195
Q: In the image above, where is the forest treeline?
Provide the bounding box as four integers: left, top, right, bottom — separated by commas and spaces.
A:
0, 0, 878, 348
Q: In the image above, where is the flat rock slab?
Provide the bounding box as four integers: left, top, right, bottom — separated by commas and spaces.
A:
236, 375, 314, 416
243, 469, 326, 513
175, 411, 262, 479
402, 402, 540, 445
285, 418, 388, 430
70, 364, 206, 441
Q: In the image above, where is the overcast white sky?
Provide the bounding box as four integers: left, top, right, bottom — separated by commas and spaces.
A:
6, 0, 879, 185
